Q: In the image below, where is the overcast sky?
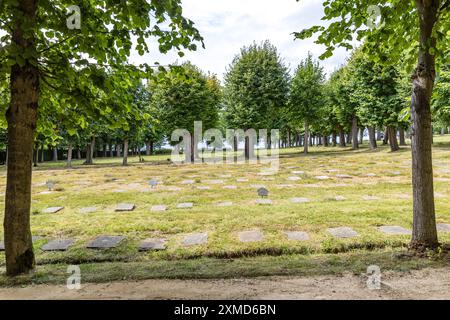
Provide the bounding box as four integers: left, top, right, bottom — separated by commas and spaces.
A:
131, 0, 352, 82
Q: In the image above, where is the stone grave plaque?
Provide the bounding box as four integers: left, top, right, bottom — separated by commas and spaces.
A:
183, 232, 208, 246
284, 231, 310, 241
151, 205, 167, 212
238, 230, 264, 243
378, 226, 411, 235
87, 236, 125, 249
216, 201, 233, 207
78, 207, 97, 214
41, 239, 75, 251
327, 227, 358, 238
291, 197, 309, 203
256, 199, 273, 205
437, 223, 450, 233
138, 238, 167, 251
42, 206, 64, 214
177, 202, 193, 209
115, 203, 135, 212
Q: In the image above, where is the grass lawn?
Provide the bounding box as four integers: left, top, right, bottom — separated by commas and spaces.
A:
1, 136, 450, 285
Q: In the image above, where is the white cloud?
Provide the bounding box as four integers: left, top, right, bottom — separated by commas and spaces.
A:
130, 0, 352, 81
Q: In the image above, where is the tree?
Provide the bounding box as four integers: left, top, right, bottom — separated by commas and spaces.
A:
433, 67, 450, 131
151, 62, 220, 163
295, 0, 450, 251
223, 41, 289, 158
1, 0, 203, 276
289, 53, 325, 154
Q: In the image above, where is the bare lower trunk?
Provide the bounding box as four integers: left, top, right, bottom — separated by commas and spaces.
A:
84, 136, 95, 165
399, 128, 407, 146
383, 127, 389, 145
323, 135, 328, 147
4, 0, 38, 276
409, 0, 439, 251
122, 139, 129, 166
368, 126, 377, 149
52, 148, 58, 162
332, 132, 337, 146
338, 129, 345, 147
77, 149, 81, 159
67, 144, 73, 168
376, 128, 382, 141
359, 128, 364, 145
387, 126, 399, 152
304, 121, 309, 154
351, 116, 358, 150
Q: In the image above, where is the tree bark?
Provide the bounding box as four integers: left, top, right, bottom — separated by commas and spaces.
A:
52, 148, 58, 162
387, 126, 399, 152
40, 144, 44, 162
351, 116, 359, 150
339, 129, 346, 147
332, 132, 337, 146
122, 139, 129, 166
409, 0, 439, 251
383, 127, 389, 145
359, 127, 364, 145
67, 144, 73, 168
376, 128, 382, 141
4, 0, 38, 276
368, 126, 377, 149
77, 149, 81, 159
399, 128, 407, 146
304, 121, 309, 154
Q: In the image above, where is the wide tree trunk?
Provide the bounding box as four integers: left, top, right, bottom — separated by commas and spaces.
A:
67, 144, 73, 168
399, 128, 407, 146
84, 136, 95, 165
368, 126, 377, 150
52, 148, 58, 161
387, 126, 399, 152
303, 121, 309, 154
122, 139, 129, 166
244, 136, 255, 160
4, 0, 38, 276
323, 135, 329, 147
409, 0, 439, 251
339, 129, 346, 147
351, 116, 359, 150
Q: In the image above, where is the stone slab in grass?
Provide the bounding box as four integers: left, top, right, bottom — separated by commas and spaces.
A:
284, 231, 310, 241
236, 178, 249, 182
287, 176, 301, 181
250, 184, 266, 189
315, 176, 330, 180
378, 226, 411, 235
204, 179, 224, 185
291, 197, 309, 203
112, 189, 126, 193
183, 232, 208, 246
223, 185, 237, 189
87, 236, 125, 249
291, 170, 304, 174
216, 201, 233, 207
42, 206, 64, 214
150, 205, 167, 212
366, 173, 377, 177
256, 199, 273, 205
197, 186, 211, 190
166, 186, 183, 191
177, 202, 193, 209
181, 180, 195, 185
437, 223, 450, 233
0, 236, 42, 251
327, 227, 359, 239
78, 207, 97, 214
38, 191, 53, 195
336, 174, 353, 179
41, 239, 75, 251
334, 196, 346, 201
138, 238, 167, 251
362, 195, 380, 201
115, 203, 135, 212
239, 230, 264, 243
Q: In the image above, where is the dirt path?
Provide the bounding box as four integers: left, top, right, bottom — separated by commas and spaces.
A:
1, 267, 450, 300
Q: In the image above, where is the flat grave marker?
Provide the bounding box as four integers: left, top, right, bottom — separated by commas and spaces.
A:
42, 206, 64, 214
150, 205, 167, 212
437, 223, 450, 233
115, 203, 135, 212
87, 236, 125, 249
177, 202, 193, 209
327, 227, 359, 239
291, 197, 309, 203
378, 226, 411, 235
138, 238, 167, 251
41, 239, 75, 251
183, 232, 208, 246
238, 230, 264, 243
284, 231, 310, 241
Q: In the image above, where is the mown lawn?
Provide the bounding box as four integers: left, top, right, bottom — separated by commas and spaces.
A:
1, 136, 450, 285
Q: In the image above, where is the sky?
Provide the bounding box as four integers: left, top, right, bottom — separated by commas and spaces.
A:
131, 0, 352, 82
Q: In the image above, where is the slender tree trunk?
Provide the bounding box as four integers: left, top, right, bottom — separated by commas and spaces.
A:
376, 128, 382, 141
39, 144, 44, 162
4, 0, 38, 276
338, 129, 345, 147
52, 148, 58, 162
109, 144, 113, 157
387, 126, 400, 152
77, 149, 81, 159
332, 132, 337, 146
359, 127, 364, 145
399, 128, 407, 146
383, 127, 389, 145
351, 116, 359, 150
304, 121, 309, 154
323, 135, 328, 147
91, 137, 96, 159
146, 141, 151, 155
67, 144, 73, 168
409, 0, 439, 251
122, 139, 129, 166
368, 126, 377, 150
103, 144, 107, 158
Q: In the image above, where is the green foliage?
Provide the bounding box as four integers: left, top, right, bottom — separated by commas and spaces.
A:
223, 41, 290, 130
150, 62, 221, 139
288, 53, 325, 128
433, 67, 450, 127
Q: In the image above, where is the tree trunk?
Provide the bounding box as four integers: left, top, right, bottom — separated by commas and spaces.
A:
359, 127, 364, 145
409, 0, 439, 251
33, 143, 38, 167
399, 128, 407, 146
52, 148, 58, 162
383, 127, 389, 145
77, 149, 81, 159
339, 129, 346, 147
304, 121, 309, 154
376, 128, 382, 141
145, 141, 151, 155
368, 126, 377, 150
39, 144, 44, 162
387, 126, 399, 152
122, 139, 129, 166
4, 0, 38, 276
103, 144, 107, 158
67, 144, 73, 168
332, 132, 337, 146
244, 136, 255, 160
323, 135, 328, 147
351, 116, 359, 150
